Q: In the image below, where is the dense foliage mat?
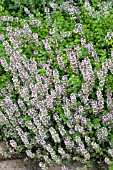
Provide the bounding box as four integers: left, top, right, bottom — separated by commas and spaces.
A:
0, 0, 113, 170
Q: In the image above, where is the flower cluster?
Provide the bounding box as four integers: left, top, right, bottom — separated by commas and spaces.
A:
49, 127, 61, 143
97, 127, 108, 141
84, 0, 112, 18
75, 136, 90, 161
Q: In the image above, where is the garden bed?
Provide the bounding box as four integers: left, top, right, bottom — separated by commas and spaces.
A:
0, 1, 113, 170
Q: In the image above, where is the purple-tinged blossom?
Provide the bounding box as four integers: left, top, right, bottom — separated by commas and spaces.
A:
0, 58, 9, 72
57, 55, 65, 70
49, 128, 61, 143
34, 50, 38, 55
108, 149, 113, 157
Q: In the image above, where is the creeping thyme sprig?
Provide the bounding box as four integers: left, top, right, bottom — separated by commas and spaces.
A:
0, 1, 113, 169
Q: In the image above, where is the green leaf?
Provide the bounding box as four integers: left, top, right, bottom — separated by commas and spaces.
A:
39, 68, 46, 75
109, 135, 113, 148
109, 164, 113, 170
68, 75, 80, 86
23, 115, 32, 121
60, 113, 67, 122
56, 107, 62, 113
77, 101, 82, 107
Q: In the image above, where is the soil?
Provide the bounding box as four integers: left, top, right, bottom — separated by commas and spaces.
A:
0, 159, 99, 170
0, 142, 108, 170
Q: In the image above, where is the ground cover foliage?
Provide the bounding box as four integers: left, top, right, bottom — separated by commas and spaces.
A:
0, 0, 113, 170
